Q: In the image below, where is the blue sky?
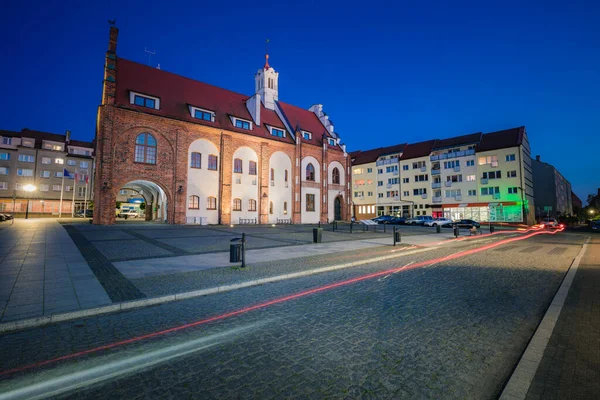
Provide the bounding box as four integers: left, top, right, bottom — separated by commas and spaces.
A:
1, 0, 598, 200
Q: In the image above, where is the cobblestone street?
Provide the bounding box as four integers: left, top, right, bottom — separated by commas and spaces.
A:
0, 230, 587, 399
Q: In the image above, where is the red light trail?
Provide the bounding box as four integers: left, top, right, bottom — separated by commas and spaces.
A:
0, 227, 562, 377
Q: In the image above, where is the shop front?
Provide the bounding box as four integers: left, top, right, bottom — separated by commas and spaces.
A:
441, 202, 523, 223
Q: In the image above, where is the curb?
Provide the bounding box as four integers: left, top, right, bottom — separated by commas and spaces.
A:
499, 236, 590, 400
0, 245, 440, 334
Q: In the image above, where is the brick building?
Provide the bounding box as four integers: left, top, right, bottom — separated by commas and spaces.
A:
93, 27, 350, 225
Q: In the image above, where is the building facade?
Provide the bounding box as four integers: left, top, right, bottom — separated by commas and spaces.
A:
532, 155, 573, 219
0, 129, 94, 216
93, 27, 350, 225
351, 126, 536, 224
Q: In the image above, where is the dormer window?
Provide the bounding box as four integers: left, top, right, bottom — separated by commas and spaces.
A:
302, 131, 312, 140
129, 91, 160, 110
189, 106, 215, 122
232, 117, 252, 130
269, 127, 285, 138
328, 138, 336, 146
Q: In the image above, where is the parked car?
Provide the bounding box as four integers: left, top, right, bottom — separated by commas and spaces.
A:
425, 217, 453, 227
590, 220, 600, 232
405, 216, 434, 226
74, 210, 94, 218
372, 215, 395, 224
0, 214, 7, 222
542, 218, 558, 228
119, 210, 140, 219
454, 219, 481, 228
389, 217, 407, 225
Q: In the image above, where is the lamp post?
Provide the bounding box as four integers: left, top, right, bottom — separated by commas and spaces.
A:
23, 184, 36, 220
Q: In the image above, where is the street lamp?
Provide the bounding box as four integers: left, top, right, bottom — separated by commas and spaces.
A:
23, 184, 36, 220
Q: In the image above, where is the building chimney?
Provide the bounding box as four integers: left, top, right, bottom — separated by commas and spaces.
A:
535, 155, 540, 161
65, 130, 71, 143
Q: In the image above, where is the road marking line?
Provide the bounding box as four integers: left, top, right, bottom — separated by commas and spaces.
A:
499, 236, 590, 400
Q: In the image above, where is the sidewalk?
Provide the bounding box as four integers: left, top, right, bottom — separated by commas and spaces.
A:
523, 235, 600, 399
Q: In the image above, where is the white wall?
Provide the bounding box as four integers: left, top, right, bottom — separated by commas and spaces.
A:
231, 146, 259, 223
268, 151, 292, 223
186, 139, 219, 224
301, 187, 321, 223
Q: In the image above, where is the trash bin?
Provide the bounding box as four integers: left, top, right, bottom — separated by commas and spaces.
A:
313, 227, 323, 243
394, 230, 401, 243
436, 224, 441, 233
453, 225, 460, 237
230, 238, 242, 262
489, 225, 495, 233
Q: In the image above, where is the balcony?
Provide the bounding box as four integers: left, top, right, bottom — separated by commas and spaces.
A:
432, 182, 441, 189
444, 181, 452, 187
376, 157, 399, 166
431, 169, 440, 176
386, 183, 392, 189
393, 170, 399, 176
430, 148, 475, 162
453, 166, 461, 172
432, 196, 442, 203
421, 193, 428, 199
480, 178, 488, 184
493, 193, 501, 199
491, 161, 499, 168
455, 195, 462, 201
420, 166, 427, 172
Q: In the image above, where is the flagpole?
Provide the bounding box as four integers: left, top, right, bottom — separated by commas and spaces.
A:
71, 174, 77, 218
59, 170, 65, 219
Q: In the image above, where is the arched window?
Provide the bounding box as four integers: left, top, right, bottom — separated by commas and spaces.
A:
283, 202, 288, 215
269, 201, 274, 214
233, 198, 242, 211
188, 195, 199, 209
190, 152, 201, 169
207, 196, 217, 210
284, 170, 288, 182
332, 167, 340, 184
271, 168, 275, 181
248, 199, 257, 211
234, 158, 243, 173
135, 133, 157, 164
306, 163, 315, 181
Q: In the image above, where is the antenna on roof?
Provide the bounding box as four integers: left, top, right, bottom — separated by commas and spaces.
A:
144, 47, 156, 66
264, 38, 270, 69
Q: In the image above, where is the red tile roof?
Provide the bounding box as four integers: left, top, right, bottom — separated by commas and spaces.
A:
399, 139, 437, 160
478, 126, 525, 152
116, 58, 333, 147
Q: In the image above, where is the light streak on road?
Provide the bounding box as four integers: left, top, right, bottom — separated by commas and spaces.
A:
0, 228, 563, 377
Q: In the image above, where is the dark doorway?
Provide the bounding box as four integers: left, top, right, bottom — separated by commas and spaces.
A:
334, 196, 342, 221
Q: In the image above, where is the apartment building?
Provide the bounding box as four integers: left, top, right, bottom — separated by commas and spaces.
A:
0, 129, 94, 216
351, 126, 536, 224
349, 150, 378, 219
532, 155, 573, 219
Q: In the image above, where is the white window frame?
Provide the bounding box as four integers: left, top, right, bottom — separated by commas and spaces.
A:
55, 158, 64, 164
0, 181, 7, 190
40, 170, 50, 178
0, 167, 8, 175
188, 105, 215, 122
301, 131, 312, 140
129, 91, 160, 110
328, 138, 336, 146
230, 116, 253, 130
39, 184, 49, 192
267, 125, 286, 138
67, 160, 76, 166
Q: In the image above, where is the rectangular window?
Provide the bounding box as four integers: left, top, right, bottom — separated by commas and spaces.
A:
306, 194, 315, 211
78, 186, 86, 197
328, 138, 336, 146
468, 189, 477, 196
402, 165, 409, 171
466, 160, 475, 167
2, 137, 12, 145
367, 191, 373, 196
412, 161, 426, 169
378, 193, 383, 198
234, 159, 243, 173
208, 155, 218, 171
508, 187, 518, 194
377, 169, 383, 174
388, 178, 399, 184
120, 189, 128, 195
67, 159, 76, 166
53, 185, 61, 191
302, 131, 312, 140
207, 197, 217, 210
40, 170, 50, 178
0, 182, 8, 190
0, 167, 8, 175
17, 169, 33, 176
249, 161, 257, 175
80, 161, 89, 169
194, 109, 213, 121
478, 155, 498, 165
506, 154, 516, 162
55, 158, 64, 164
65, 186, 72, 192
414, 174, 428, 182
413, 188, 427, 195
507, 170, 517, 178
403, 191, 409, 196
444, 189, 462, 198
271, 128, 285, 138
133, 94, 156, 109
353, 168, 363, 175
403, 177, 409, 183
377, 181, 383, 186
466, 174, 476, 182
481, 187, 500, 195
443, 160, 460, 169
190, 152, 201, 168
39, 184, 49, 191
446, 174, 462, 183
482, 171, 501, 179
235, 119, 251, 130
367, 168, 372, 173
18, 154, 35, 162
0, 152, 10, 160
54, 171, 63, 178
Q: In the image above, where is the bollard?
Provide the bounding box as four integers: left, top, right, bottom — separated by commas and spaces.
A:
490, 225, 495, 233
318, 221, 321, 228
384, 223, 386, 233
453, 225, 459, 238
313, 227, 323, 243
241, 233, 246, 268
393, 227, 396, 246
350, 221, 353, 233
436, 224, 441, 233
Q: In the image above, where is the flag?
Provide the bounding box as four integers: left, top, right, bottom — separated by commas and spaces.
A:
75, 173, 78, 182
85, 175, 89, 184
63, 169, 72, 178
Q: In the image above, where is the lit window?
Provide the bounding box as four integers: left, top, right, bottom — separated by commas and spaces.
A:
55, 158, 64, 164
39, 184, 49, 192
233, 198, 242, 211
235, 119, 251, 130
306, 163, 315, 181
249, 199, 257, 211
306, 194, 315, 211
207, 196, 217, 210
0, 152, 10, 160
283, 202, 288, 215
133, 94, 156, 109
52, 184, 61, 191
17, 169, 33, 176
190, 152, 201, 169
269, 201, 273, 214
208, 155, 218, 171
332, 167, 340, 184
188, 195, 200, 209
249, 161, 257, 176
466, 174, 476, 182
193, 109, 213, 121
271, 128, 285, 138
135, 133, 157, 164
18, 154, 35, 163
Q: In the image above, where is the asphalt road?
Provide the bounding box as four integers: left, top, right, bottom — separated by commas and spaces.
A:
0, 230, 587, 400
